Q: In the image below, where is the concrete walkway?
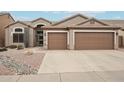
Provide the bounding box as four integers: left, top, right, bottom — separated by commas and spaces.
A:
1, 70, 124, 82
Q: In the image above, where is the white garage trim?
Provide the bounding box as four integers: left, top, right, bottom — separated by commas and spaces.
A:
45, 30, 69, 49
72, 30, 117, 49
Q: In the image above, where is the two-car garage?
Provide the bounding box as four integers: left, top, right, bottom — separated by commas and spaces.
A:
75, 32, 114, 50
47, 31, 115, 50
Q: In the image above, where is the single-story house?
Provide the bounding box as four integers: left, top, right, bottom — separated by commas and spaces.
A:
5, 13, 124, 50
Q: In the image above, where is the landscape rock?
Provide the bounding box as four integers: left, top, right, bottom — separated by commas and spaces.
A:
0, 55, 38, 75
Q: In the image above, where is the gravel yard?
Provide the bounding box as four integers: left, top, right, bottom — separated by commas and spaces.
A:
0, 48, 45, 75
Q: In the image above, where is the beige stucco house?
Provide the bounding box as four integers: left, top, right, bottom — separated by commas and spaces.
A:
4, 13, 124, 50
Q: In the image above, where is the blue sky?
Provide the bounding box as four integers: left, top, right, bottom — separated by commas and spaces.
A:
9, 11, 124, 21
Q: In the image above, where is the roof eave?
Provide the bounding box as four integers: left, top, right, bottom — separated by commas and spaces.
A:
67, 26, 121, 30
5, 21, 33, 29
32, 18, 52, 24
42, 26, 67, 30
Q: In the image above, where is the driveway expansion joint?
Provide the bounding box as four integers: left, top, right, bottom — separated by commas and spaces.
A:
93, 71, 106, 82
58, 73, 62, 82
16, 75, 22, 82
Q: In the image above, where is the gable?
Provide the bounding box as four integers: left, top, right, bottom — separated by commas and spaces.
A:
32, 18, 51, 27
5, 21, 33, 29
10, 22, 29, 28
52, 14, 89, 26
77, 18, 109, 27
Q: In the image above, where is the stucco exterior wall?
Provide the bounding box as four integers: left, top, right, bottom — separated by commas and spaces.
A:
118, 30, 124, 46
69, 30, 74, 50
28, 28, 34, 47
5, 23, 34, 47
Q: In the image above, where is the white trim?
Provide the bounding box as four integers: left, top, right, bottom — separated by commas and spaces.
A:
34, 23, 46, 27
12, 27, 24, 33
12, 27, 24, 44
45, 30, 69, 49
73, 30, 116, 49
73, 30, 116, 32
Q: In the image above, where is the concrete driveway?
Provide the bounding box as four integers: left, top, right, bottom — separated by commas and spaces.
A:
39, 50, 124, 73
38, 50, 124, 81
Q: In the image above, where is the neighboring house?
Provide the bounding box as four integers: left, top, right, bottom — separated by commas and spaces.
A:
0, 12, 15, 47
4, 13, 124, 50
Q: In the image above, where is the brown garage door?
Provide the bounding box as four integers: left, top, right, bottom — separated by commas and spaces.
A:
48, 32, 67, 50
75, 32, 114, 50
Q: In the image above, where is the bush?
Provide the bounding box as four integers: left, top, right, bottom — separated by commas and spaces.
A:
7, 45, 24, 50
8, 45, 17, 49
0, 47, 8, 52
17, 45, 24, 50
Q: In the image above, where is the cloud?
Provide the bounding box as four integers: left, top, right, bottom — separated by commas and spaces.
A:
43, 11, 66, 14
36, 11, 107, 18
114, 16, 121, 19
66, 11, 106, 14
65, 11, 107, 17
10, 11, 109, 21
13, 16, 33, 21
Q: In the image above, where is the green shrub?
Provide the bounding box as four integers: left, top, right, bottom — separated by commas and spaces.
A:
0, 47, 8, 52
8, 45, 17, 49
17, 45, 24, 50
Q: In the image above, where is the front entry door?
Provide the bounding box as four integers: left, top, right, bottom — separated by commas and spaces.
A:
37, 34, 43, 46
36, 30, 43, 46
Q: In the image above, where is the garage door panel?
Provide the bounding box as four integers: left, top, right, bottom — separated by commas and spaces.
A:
48, 32, 67, 50
75, 32, 114, 50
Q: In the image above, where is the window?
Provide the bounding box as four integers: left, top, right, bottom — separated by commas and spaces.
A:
39, 36, 43, 39
36, 24, 44, 28
13, 27, 24, 43
13, 33, 24, 43
39, 41, 43, 44
15, 28, 23, 32
13, 33, 18, 43
37, 30, 43, 34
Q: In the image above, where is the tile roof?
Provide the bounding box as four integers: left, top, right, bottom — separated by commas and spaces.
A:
102, 20, 124, 27
32, 17, 52, 24
77, 18, 110, 26
52, 13, 89, 26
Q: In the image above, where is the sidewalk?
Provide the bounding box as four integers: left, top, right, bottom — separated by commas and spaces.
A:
0, 71, 124, 82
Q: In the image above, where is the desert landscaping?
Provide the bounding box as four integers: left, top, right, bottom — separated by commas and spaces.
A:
0, 48, 45, 75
